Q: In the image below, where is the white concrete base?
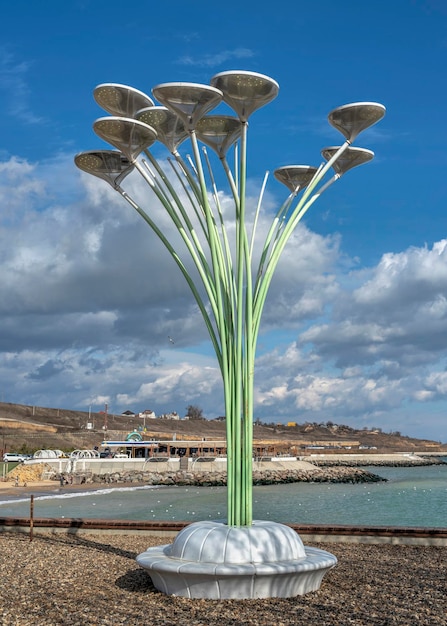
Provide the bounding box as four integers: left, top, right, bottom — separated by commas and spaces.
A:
136, 520, 337, 599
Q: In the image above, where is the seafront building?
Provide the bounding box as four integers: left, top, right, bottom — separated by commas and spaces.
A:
99, 431, 362, 459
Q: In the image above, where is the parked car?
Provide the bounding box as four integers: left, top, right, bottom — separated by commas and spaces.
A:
3, 453, 27, 463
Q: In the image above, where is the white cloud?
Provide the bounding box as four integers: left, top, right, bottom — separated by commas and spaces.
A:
1, 150, 447, 441
301, 240, 447, 370
0, 49, 43, 124
177, 48, 255, 68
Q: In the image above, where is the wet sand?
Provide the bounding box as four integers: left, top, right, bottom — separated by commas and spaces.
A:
0, 479, 135, 497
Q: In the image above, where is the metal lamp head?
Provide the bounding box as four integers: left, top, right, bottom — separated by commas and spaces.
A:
210, 70, 279, 122
273, 165, 319, 194
321, 146, 375, 176
328, 102, 386, 143
93, 83, 154, 118
152, 82, 223, 131
196, 115, 242, 158
93, 116, 158, 161
74, 150, 134, 187
135, 106, 188, 153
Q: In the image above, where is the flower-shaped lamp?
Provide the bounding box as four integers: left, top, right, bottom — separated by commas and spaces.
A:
196, 115, 242, 158
273, 165, 319, 193
74, 150, 134, 187
94, 83, 154, 118
93, 117, 157, 161
135, 106, 188, 153
328, 102, 386, 143
321, 146, 374, 176
152, 82, 223, 131
210, 70, 279, 122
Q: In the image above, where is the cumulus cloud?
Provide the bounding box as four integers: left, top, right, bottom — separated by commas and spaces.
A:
301, 241, 447, 367
1, 149, 447, 440
267, 240, 447, 437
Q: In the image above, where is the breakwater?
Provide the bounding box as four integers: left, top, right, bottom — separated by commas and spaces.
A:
308, 456, 446, 467
80, 465, 386, 487
11, 454, 445, 488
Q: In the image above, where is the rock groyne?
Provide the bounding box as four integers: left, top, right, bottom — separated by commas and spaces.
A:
308, 456, 446, 467
70, 465, 386, 487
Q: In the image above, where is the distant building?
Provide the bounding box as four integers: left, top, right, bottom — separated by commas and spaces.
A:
121, 410, 136, 417
139, 409, 156, 420
161, 411, 180, 420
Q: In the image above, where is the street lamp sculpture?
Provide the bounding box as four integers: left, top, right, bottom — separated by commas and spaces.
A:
75, 70, 385, 599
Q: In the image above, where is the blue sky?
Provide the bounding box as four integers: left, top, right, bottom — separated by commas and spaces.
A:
1, 0, 447, 441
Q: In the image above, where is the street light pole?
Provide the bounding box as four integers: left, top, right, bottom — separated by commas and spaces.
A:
75, 71, 385, 527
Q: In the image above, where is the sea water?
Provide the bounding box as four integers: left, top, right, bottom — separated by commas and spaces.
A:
0, 464, 446, 527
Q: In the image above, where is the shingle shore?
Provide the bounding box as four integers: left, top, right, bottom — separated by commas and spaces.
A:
0, 534, 445, 625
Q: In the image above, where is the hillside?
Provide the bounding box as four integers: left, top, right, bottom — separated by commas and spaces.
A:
0, 401, 445, 455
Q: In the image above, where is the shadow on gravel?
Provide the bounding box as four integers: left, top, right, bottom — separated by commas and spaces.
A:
116, 568, 159, 594
33, 532, 138, 559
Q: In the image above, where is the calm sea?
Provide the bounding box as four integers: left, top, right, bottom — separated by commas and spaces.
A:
0, 464, 446, 527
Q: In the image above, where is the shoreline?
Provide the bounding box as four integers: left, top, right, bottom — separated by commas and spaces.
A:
2, 466, 387, 494
0, 479, 143, 499
1, 453, 445, 498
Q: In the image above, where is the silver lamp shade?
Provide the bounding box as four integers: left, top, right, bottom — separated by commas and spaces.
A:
152, 82, 223, 130
94, 83, 154, 118
273, 165, 319, 193
93, 117, 157, 161
321, 146, 374, 175
210, 70, 279, 122
196, 115, 242, 158
74, 150, 134, 187
135, 106, 188, 153
328, 102, 386, 143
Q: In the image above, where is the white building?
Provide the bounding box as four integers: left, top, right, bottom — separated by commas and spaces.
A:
139, 409, 157, 420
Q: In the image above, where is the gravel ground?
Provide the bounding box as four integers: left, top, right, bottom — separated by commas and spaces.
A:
0, 533, 445, 625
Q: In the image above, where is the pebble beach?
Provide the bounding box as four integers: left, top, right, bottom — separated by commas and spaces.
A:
0, 533, 445, 625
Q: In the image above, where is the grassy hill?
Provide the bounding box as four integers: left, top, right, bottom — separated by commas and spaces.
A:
0, 401, 445, 455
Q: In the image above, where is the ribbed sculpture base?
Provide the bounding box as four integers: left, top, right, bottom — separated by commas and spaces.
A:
136, 520, 337, 599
